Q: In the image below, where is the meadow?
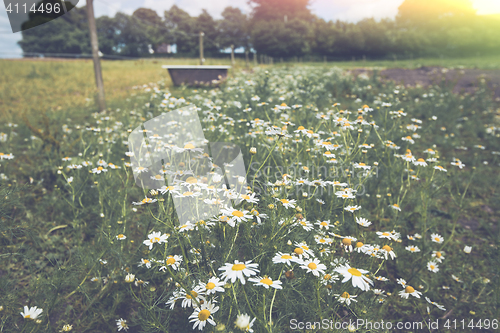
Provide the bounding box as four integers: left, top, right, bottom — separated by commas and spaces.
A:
0, 57, 499, 332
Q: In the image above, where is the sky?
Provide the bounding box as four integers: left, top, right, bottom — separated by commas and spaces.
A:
1, 0, 500, 57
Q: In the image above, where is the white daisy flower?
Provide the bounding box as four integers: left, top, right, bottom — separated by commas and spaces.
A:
431, 251, 445, 263
293, 242, 315, 258
376, 230, 400, 241
159, 255, 183, 271
425, 296, 446, 311
399, 285, 422, 299
133, 166, 149, 174
116, 234, 127, 241
143, 231, 169, 250
132, 197, 157, 205
296, 220, 314, 231
381, 245, 396, 260
248, 276, 283, 289
218, 260, 259, 285
189, 301, 219, 330
272, 252, 295, 266
91, 166, 108, 174
430, 233, 444, 244
299, 258, 327, 277
199, 277, 225, 295
277, 198, 296, 209
405, 245, 420, 253
235, 313, 256, 332
316, 220, 331, 230
389, 203, 401, 211
434, 165, 447, 172
344, 205, 361, 213
220, 207, 252, 227
334, 291, 358, 306
138, 258, 152, 269
427, 261, 439, 273
116, 318, 129, 331
180, 286, 206, 308
240, 192, 259, 203
20, 306, 43, 320
335, 264, 373, 291
355, 217, 372, 227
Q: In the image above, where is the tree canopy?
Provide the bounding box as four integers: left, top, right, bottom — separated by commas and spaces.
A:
18, 3, 500, 59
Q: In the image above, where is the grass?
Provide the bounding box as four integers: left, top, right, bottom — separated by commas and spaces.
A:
0, 57, 248, 123
1, 54, 499, 123
0, 57, 499, 332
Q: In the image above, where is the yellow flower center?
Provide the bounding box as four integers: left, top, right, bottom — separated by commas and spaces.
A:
184, 143, 195, 149
117, 234, 124, 238
232, 210, 244, 217
297, 126, 305, 130
281, 199, 289, 204
436, 252, 442, 258
186, 291, 198, 299
206, 282, 216, 290
308, 262, 317, 270
260, 277, 273, 286
25, 315, 31, 319
382, 232, 390, 236
186, 177, 197, 184
241, 195, 250, 200
417, 158, 425, 162
324, 274, 331, 280
347, 268, 362, 277
405, 286, 415, 293
342, 238, 352, 246
320, 222, 328, 226
430, 265, 435, 270
232, 264, 246, 271
183, 191, 194, 196
166, 257, 176, 265
434, 237, 441, 242
281, 254, 292, 260
382, 245, 392, 252
341, 292, 350, 298
294, 247, 304, 255
198, 309, 210, 321
143, 259, 150, 264
97, 166, 103, 171
356, 242, 364, 248
359, 163, 366, 166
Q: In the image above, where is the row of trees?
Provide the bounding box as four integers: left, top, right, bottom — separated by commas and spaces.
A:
19, 0, 500, 59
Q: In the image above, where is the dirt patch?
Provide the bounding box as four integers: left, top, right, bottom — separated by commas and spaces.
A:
351, 66, 500, 100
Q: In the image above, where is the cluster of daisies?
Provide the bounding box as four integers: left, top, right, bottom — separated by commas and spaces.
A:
12, 66, 490, 331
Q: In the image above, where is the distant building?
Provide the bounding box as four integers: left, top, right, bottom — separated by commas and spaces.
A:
157, 43, 174, 54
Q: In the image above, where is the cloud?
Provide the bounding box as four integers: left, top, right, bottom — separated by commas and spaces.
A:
310, 0, 405, 22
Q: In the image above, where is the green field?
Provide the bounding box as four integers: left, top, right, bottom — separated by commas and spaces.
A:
0, 57, 499, 332
2, 54, 500, 123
